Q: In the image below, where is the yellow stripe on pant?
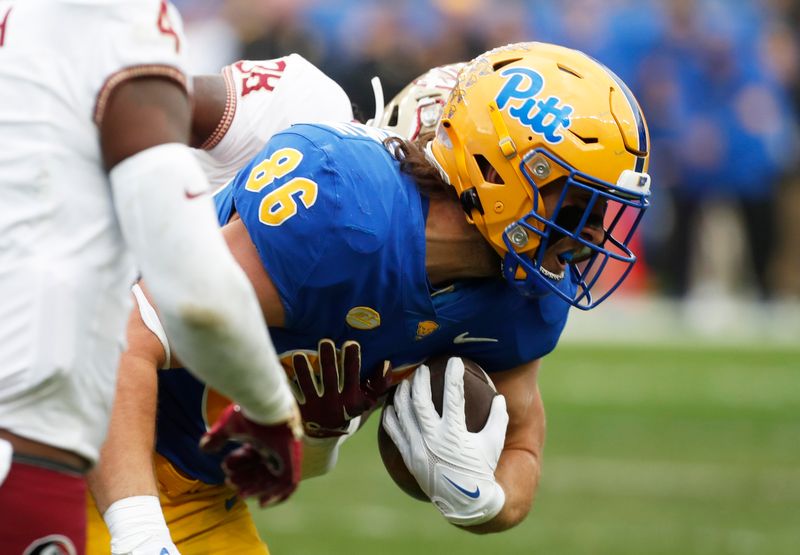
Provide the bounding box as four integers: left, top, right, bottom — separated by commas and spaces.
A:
87, 453, 269, 555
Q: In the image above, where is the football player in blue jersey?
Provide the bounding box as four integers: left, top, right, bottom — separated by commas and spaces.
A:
87, 42, 651, 554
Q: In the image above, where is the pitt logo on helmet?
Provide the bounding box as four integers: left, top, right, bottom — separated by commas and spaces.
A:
495, 68, 573, 144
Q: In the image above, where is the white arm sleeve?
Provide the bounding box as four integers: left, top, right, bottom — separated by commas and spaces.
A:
111, 142, 294, 424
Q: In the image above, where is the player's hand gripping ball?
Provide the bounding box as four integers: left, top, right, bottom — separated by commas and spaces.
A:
378, 355, 498, 500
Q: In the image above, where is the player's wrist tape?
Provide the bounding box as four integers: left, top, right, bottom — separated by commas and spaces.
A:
103, 496, 174, 554
300, 415, 360, 479
131, 284, 171, 369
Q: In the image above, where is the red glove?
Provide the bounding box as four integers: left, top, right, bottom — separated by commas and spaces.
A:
292, 339, 392, 438
200, 404, 303, 507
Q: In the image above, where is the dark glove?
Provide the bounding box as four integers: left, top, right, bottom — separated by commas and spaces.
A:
200, 404, 303, 507
292, 339, 392, 438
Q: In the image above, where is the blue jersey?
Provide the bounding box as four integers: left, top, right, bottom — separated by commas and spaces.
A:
157, 122, 573, 483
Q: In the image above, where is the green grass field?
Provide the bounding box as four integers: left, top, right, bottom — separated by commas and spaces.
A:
252, 345, 800, 555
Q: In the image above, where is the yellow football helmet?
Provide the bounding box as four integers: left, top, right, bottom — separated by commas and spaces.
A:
430, 42, 651, 309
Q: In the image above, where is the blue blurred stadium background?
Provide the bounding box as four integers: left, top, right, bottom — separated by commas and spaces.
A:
175, 0, 800, 347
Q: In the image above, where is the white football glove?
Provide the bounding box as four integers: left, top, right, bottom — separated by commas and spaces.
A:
382, 357, 509, 526
103, 496, 181, 555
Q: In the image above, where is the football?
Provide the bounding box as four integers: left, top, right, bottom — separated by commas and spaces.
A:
377, 355, 497, 501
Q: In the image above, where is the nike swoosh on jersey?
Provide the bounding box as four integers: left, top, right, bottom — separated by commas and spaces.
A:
184, 189, 205, 200
444, 475, 481, 499
453, 332, 499, 344
224, 494, 238, 511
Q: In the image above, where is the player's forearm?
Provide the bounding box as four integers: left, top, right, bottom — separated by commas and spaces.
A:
111, 144, 295, 425
460, 360, 544, 533
87, 352, 160, 514
158, 272, 296, 425
460, 447, 540, 534
87, 350, 180, 554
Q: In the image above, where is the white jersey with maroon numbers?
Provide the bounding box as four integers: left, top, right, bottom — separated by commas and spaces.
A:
0, 0, 188, 464
195, 54, 354, 189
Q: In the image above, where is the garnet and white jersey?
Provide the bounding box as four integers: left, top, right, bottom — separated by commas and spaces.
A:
0, 0, 188, 464
195, 54, 354, 189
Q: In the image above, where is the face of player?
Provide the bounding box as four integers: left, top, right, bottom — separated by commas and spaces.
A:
537, 180, 606, 278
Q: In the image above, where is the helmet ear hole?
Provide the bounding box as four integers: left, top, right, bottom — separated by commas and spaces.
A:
387, 105, 400, 127
460, 187, 485, 216
474, 155, 504, 184
492, 58, 522, 72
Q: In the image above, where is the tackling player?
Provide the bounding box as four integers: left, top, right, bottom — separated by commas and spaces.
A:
0, 2, 329, 553
87, 42, 651, 553
85, 53, 355, 555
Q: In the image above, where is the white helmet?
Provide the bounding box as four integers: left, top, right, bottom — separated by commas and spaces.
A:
379, 63, 465, 141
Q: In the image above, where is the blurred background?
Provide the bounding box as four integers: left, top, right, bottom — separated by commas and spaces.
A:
174, 0, 800, 553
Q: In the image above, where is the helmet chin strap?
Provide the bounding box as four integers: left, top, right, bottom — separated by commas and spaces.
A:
424, 142, 451, 184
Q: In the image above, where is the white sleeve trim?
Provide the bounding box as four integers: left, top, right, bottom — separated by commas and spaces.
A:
0, 439, 12, 487
131, 284, 171, 370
